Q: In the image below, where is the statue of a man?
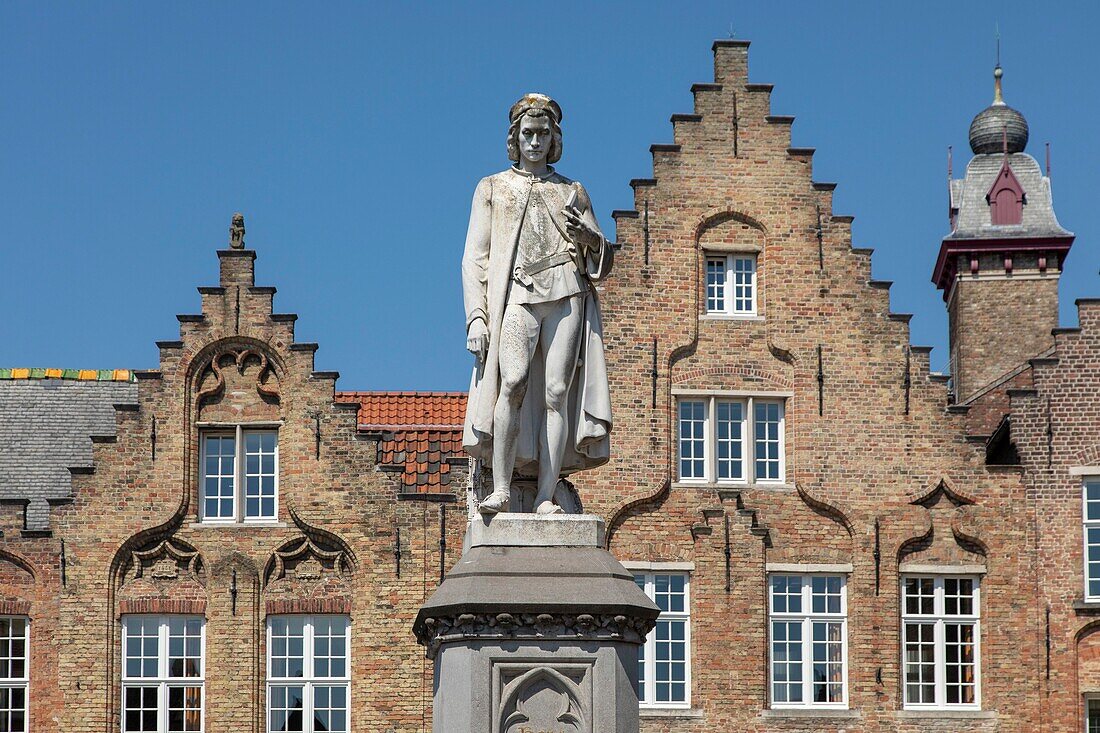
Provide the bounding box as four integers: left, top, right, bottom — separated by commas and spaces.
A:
462, 93, 613, 515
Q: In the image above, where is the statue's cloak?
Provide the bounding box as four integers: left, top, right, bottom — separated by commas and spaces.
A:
461, 168, 613, 477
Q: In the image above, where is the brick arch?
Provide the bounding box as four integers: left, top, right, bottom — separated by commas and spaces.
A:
183, 335, 287, 389
672, 365, 794, 390
0, 547, 38, 585
1072, 443, 1100, 467
693, 209, 769, 240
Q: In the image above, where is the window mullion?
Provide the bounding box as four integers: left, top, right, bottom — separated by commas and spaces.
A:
747, 397, 755, 486
235, 425, 243, 522
725, 255, 734, 315
707, 398, 716, 483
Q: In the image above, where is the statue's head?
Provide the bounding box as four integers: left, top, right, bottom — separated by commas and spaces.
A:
231, 213, 244, 228
507, 93, 563, 165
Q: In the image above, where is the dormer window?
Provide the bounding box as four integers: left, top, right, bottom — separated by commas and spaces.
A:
200, 426, 278, 523
986, 160, 1025, 226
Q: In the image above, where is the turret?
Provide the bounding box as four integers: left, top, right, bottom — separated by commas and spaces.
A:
933, 64, 1074, 402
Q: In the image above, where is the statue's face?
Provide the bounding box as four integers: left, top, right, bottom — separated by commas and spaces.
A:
517, 113, 552, 165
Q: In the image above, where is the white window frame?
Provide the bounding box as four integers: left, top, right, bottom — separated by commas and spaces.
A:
767, 574, 848, 709
121, 615, 205, 733
900, 575, 981, 710
1083, 478, 1100, 601
634, 573, 691, 709
704, 252, 757, 316
1086, 693, 1100, 733
199, 426, 279, 524
0, 616, 29, 733
266, 615, 351, 733
676, 396, 785, 485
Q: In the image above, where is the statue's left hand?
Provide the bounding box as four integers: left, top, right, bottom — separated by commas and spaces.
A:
563, 208, 600, 255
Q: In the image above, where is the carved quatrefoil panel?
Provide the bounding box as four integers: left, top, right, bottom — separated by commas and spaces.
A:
196, 348, 280, 422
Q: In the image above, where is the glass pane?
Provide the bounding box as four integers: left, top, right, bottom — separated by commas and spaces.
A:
770, 575, 801, 613
202, 434, 236, 519
678, 401, 707, 480
269, 685, 305, 732
314, 616, 349, 679
313, 685, 349, 733
124, 617, 160, 679
123, 686, 159, 732
732, 256, 755, 313
715, 401, 744, 481
167, 686, 203, 732
771, 621, 802, 703
903, 577, 935, 615
753, 401, 782, 480
811, 576, 843, 615
244, 431, 278, 519
269, 617, 306, 679
706, 256, 727, 313
654, 620, 687, 703
168, 617, 203, 678
903, 622, 936, 704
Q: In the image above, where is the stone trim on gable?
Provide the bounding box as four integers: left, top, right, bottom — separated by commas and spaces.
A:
118, 599, 206, 616
265, 598, 351, 616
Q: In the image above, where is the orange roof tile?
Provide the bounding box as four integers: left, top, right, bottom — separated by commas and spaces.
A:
335, 392, 467, 494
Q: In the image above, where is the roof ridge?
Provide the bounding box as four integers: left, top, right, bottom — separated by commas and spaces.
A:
0, 368, 136, 382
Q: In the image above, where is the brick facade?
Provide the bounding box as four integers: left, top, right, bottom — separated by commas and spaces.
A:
0, 37, 1094, 733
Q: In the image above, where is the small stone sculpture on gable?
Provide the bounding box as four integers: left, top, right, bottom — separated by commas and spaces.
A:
461, 93, 614, 516
229, 212, 246, 249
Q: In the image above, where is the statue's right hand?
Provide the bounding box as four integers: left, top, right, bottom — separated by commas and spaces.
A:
467, 320, 489, 362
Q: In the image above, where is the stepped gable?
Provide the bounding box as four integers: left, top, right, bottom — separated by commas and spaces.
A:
0, 370, 137, 532
335, 391, 466, 494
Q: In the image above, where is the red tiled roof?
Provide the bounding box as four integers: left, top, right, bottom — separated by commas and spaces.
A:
334, 392, 467, 494
334, 391, 466, 429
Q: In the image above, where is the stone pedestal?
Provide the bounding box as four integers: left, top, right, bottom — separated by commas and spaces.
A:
414, 514, 659, 733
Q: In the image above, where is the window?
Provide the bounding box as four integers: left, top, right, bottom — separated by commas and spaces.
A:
901, 576, 980, 708
0, 617, 28, 732
1084, 479, 1100, 600
267, 615, 349, 733
200, 427, 278, 522
633, 573, 690, 707
122, 615, 204, 733
1087, 695, 1100, 733
677, 396, 784, 484
768, 575, 847, 707
705, 253, 756, 315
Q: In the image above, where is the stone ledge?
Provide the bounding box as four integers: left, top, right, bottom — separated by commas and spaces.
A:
896, 709, 995, 719
761, 708, 860, 719
467, 513, 605, 549
641, 707, 703, 718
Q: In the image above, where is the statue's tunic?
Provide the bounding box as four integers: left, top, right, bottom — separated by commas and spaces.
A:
461, 166, 613, 477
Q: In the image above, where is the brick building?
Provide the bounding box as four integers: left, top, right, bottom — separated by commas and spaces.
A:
0, 38, 1097, 732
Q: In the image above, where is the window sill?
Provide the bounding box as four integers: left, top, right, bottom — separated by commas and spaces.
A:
897, 709, 993, 719
673, 481, 794, 492
640, 707, 703, 719
190, 521, 288, 529
699, 314, 765, 322
1074, 599, 1100, 614
761, 708, 860, 719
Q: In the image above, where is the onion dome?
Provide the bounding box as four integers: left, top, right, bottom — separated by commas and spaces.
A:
969, 65, 1029, 154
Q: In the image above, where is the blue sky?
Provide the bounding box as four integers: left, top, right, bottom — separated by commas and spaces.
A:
1, 2, 1097, 389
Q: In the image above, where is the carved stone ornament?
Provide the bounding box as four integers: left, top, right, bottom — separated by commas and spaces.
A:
196, 348, 280, 410
128, 540, 203, 585
415, 612, 655, 660
497, 665, 589, 733
266, 537, 347, 587
229, 212, 245, 249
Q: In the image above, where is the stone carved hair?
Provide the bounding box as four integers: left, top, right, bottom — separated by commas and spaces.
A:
507, 93, 563, 165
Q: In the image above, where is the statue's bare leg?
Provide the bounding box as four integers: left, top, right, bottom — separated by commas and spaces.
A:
482, 303, 539, 514
535, 295, 584, 514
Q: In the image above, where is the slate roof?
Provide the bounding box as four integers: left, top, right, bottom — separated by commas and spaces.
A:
947, 153, 1073, 241
334, 392, 467, 493
0, 375, 138, 531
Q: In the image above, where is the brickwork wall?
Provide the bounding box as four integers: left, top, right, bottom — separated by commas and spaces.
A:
1007, 299, 1100, 733
0, 37, 1086, 733
583, 40, 1041, 731
949, 251, 1060, 402
2, 248, 460, 733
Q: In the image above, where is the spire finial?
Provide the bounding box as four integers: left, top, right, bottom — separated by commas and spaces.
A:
993, 25, 1005, 105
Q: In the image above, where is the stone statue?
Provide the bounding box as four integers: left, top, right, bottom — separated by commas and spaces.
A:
229, 213, 246, 249
462, 93, 613, 515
